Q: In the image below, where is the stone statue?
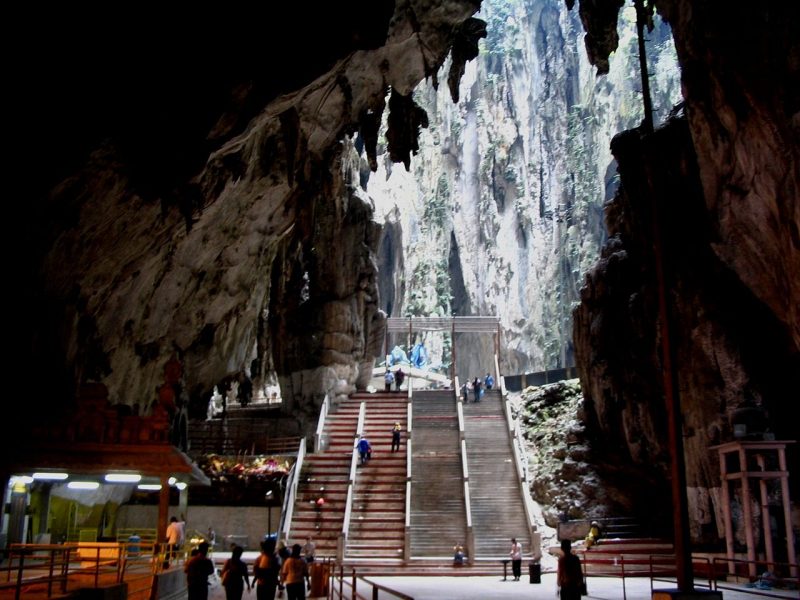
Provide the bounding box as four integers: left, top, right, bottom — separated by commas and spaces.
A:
207, 386, 224, 420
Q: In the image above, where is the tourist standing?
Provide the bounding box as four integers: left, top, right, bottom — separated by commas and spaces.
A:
391, 422, 402, 452
472, 377, 482, 402
384, 369, 394, 392
254, 538, 279, 600
557, 539, 583, 600
221, 545, 251, 600
280, 544, 308, 600
485, 372, 494, 390
184, 542, 215, 600
395, 368, 405, 391
165, 516, 182, 564
509, 537, 523, 581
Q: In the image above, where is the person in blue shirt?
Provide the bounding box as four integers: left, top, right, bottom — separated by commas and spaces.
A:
357, 436, 372, 465
485, 373, 494, 390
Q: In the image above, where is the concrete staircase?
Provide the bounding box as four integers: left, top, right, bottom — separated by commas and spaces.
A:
409, 390, 466, 557
463, 389, 531, 557
287, 397, 362, 557
287, 384, 536, 569
345, 393, 408, 561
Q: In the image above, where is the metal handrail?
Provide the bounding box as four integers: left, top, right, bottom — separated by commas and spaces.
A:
4, 542, 163, 600
329, 567, 415, 600
709, 556, 799, 596
314, 394, 329, 453
279, 436, 306, 539
406, 403, 413, 439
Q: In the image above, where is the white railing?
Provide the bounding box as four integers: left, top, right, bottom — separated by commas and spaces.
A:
314, 394, 329, 453
279, 437, 306, 539
339, 438, 360, 563
464, 480, 474, 563
504, 399, 537, 550
406, 438, 413, 481
404, 480, 412, 561
355, 402, 366, 438
405, 403, 412, 561
460, 438, 469, 481
407, 376, 413, 400
457, 400, 465, 440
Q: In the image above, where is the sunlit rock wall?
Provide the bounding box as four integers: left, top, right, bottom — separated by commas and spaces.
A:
368, 0, 680, 378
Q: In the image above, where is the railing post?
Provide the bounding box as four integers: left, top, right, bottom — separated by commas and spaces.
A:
351, 569, 357, 600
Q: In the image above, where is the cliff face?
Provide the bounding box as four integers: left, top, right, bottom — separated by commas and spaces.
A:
11, 2, 484, 435
368, 0, 681, 377
572, 0, 800, 543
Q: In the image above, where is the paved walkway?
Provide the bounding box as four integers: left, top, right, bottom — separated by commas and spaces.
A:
204, 572, 798, 600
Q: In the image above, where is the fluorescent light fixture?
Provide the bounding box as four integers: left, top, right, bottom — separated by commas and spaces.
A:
105, 473, 142, 483
137, 484, 162, 491
33, 472, 69, 481
175, 482, 187, 490
68, 481, 99, 490
168, 477, 177, 486
10, 475, 33, 485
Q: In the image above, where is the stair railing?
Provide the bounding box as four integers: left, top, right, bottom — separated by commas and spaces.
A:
314, 394, 329, 453
464, 480, 474, 564
460, 438, 474, 563
404, 437, 412, 562
503, 395, 538, 555
338, 434, 361, 563
279, 436, 306, 540
457, 399, 465, 441
355, 401, 366, 439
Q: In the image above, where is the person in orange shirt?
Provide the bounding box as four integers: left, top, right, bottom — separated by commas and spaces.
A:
279, 544, 307, 600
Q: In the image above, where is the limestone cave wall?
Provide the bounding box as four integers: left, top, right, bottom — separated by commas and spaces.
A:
9, 1, 484, 441
572, 0, 800, 544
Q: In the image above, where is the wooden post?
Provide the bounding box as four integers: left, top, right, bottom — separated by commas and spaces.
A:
756, 454, 774, 570
158, 475, 170, 547
778, 447, 798, 576
738, 446, 757, 578
719, 450, 735, 576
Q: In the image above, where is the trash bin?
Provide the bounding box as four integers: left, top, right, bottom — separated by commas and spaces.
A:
529, 562, 541, 584
310, 561, 329, 597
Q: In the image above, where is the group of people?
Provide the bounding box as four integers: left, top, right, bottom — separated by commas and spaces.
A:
383, 367, 405, 392
356, 421, 404, 466
184, 536, 318, 600
461, 372, 494, 403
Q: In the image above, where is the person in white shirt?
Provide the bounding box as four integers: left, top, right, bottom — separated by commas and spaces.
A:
509, 537, 523, 581
166, 516, 183, 563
